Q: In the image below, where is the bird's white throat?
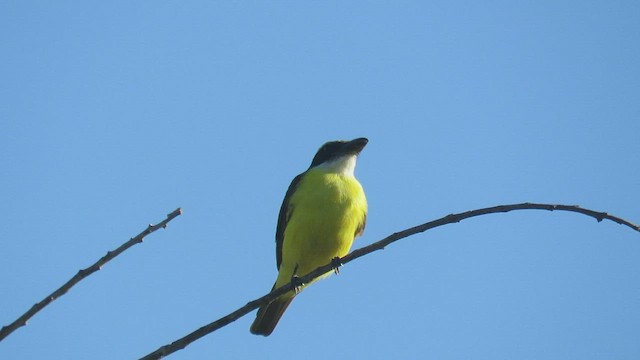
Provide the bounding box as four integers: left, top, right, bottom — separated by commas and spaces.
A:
315, 155, 358, 176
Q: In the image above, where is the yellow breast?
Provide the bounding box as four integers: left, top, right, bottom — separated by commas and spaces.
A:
277, 168, 367, 283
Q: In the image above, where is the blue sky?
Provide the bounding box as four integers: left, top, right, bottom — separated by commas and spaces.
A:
1, 1, 639, 359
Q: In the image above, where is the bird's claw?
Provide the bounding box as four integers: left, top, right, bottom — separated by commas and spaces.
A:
290, 275, 303, 294
331, 257, 343, 275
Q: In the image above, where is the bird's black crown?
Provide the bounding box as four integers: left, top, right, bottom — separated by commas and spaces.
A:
309, 137, 368, 168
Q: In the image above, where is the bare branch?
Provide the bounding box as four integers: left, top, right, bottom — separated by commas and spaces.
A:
0, 208, 183, 342
139, 203, 639, 359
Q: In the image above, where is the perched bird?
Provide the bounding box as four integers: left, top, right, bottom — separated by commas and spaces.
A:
250, 137, 369, 336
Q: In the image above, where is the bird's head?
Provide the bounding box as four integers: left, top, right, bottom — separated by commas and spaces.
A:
309, 137, 368, 175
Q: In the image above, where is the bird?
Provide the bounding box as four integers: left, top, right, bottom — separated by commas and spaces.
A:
250, 137, 369, 336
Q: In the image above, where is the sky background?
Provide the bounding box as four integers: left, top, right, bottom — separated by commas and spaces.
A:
1, 1, 639, 359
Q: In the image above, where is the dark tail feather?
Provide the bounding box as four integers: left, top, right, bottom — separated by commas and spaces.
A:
250, 295, 295, 336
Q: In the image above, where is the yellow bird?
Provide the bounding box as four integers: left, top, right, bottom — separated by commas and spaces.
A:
250, 138, 368, 336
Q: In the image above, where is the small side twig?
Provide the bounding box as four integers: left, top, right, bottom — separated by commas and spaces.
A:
139, 202, 639, 360
0, 208, 183, 342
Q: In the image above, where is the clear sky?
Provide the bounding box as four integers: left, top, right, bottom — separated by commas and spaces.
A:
1, 1, 639, 359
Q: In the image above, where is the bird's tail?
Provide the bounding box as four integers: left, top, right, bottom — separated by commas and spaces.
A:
250, 292, 296, 336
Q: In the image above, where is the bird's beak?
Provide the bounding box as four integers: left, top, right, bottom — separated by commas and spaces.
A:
342, 137, 368, 155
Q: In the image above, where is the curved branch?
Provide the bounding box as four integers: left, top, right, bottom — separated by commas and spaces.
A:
139, 203, 639, 359
0, 208, 183, 342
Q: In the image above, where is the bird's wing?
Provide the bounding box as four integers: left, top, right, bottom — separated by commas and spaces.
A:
275, 172, 305, 270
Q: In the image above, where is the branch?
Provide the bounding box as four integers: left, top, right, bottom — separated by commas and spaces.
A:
0, 208, 183, 342
139, 203, 639, 359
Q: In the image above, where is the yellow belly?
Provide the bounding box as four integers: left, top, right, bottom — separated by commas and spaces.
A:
275, 169, 367, 287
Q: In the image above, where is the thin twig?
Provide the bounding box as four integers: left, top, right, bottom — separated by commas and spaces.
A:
139, 203, 638, 360
0, 208, 183, 342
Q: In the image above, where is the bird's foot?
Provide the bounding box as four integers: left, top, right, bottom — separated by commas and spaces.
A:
290, 264, 302, 292
331, 257, 343, 275
290, 274, 303, 294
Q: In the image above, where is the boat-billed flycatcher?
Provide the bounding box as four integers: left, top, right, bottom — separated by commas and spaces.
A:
250, 137, 368, 336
